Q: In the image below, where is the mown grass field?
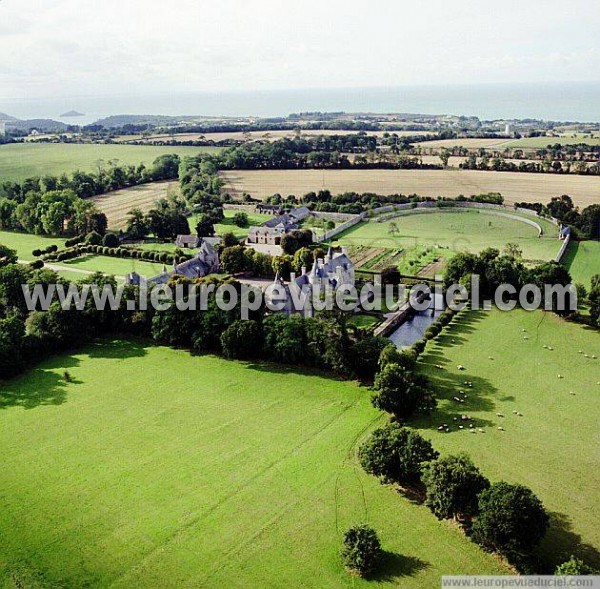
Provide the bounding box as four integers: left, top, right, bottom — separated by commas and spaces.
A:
0, 230, 65, 260
332, 210, 560, 265
189, 209, 270, 240
92, 180, 180, 230
0, 341, 509, 588
219, 169, 600, 209
0, 143, 220, 182
415, 309, 600, 569
562, 240, 600, 286
59, 254, 165, 278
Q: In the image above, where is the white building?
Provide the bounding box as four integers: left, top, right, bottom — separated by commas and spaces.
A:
269, 247, 355, 316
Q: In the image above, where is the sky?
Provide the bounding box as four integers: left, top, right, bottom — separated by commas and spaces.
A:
0, 0, 599, 101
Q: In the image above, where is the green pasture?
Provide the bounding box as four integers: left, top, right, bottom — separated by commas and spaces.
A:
0, 341, 509, 587
562, 240, 600, 286
0, 143, 221, 182
415, 308, 600, 569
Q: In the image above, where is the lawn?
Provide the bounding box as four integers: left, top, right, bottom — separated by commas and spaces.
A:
333, 210, 560, 266
60, 254, 165, 278
562, 240, 600, 286
0, 230, 66, 261
219, 169, 600, 209
189, 209, 271, 240
414, 309, 600, 569
0, 341, 509, 587
0, 143, 221, 182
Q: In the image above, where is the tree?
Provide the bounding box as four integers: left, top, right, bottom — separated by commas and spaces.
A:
503, 242, 523, 259
220, 319, 262, 359
388, 221, 399, 237
589, 274, 600, 326
471, 482, 549, 559
0, 244, 18, 267
85, 231, 103, 246
423, 454, 490, 521
292, 247, 313, 273
262, 314, 305, 364
102, 232, 119, 248
232, 212, 249, 228
195, 213, 216, 237
371, 362, 436, 418
221, 232, 240, 248
555, 555, 596, 576
439, 149, 451, 167
126, 208, 148, 239
221, 245, 248, 274
358, 423, 438, 486
0, 315, 25, 378
341, 525, 382, 577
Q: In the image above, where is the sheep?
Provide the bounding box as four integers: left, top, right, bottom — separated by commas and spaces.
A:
478, 428, 484, 433
453, 396, 461, 402
438, 425, 445, 431
459, 425, 464, 430
548, 346, 554, 351
558, 374, 563, 379
435, 364, 444, 369
488, 356, 494, 360
512, 410, 518, 415
469, 424, 474, 428
470, 429, 477, 433
592, 355, 597, 360
523, 336, 529, 340
496, 412, 504, 418
457, 365, 466, 371
517, 412, 523, 417
498, 426, 505, 431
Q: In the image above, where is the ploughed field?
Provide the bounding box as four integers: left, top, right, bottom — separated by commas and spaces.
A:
219, 169, 600, 208
415, 309, 600, 570
92, 180, 181, 230
0, 341, 509, 588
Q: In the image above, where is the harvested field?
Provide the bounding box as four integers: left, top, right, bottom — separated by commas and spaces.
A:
92, 181, 180, 229
413, 138, 513, 149
117, 129, 436, 144
220, 169, 600, 208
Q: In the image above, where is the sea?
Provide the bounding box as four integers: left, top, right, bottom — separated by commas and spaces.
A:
1, 81, 599, 125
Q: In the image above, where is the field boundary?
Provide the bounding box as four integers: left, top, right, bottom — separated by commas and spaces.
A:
371, 203, 548, 235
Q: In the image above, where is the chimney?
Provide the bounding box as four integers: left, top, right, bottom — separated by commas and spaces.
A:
341, 246, 348, 256
290, 272, 296, 283
301, 266, 307, 275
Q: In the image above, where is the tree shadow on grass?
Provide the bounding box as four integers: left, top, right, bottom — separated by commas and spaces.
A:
369, 551, 430, 581
0, 359, 79, 410
537, 511, 600, 571
84, 338, 149, 360
0, 339, 149, 410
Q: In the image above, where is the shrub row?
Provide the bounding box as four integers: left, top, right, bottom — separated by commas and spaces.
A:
32, 244, 58, 257
43, 244, 192, 266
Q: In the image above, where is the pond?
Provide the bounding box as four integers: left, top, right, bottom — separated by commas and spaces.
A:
388, 293, 444, 349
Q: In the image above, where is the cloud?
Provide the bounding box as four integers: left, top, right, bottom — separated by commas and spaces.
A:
0, 0, 598, 101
